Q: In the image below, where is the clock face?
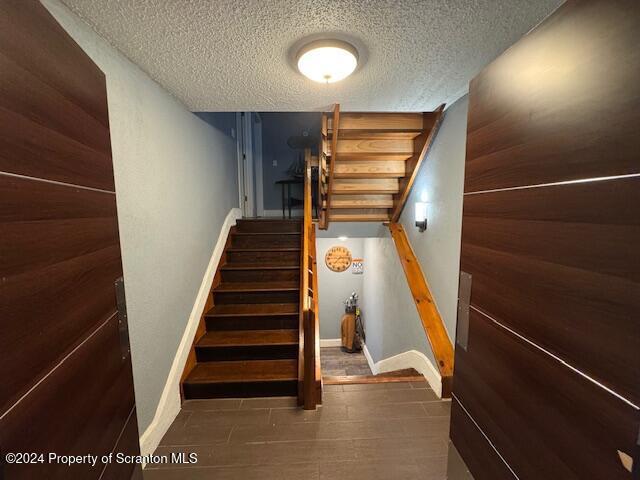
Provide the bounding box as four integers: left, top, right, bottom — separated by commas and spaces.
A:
325, 246, 352, 272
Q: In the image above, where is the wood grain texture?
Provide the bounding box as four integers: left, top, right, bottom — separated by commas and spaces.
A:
450, 398, 515, 480
0, 175, 122, 414
391, 106, 445, 222
464, 0, 640, 193
462, 177, 640, 404
100, 408, 142, 480
389, 223, 454, 387
328, 112, 425, 130
0, 2, 139, 477
0, 7, 114, 191
0, 316, 136, 480
454, 1, 640, 478
323, 104, 340, 227
453, 309, 638, 480
330, 138, 414, 155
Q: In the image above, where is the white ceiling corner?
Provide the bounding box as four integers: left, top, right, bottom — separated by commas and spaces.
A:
60, 0, 563, 112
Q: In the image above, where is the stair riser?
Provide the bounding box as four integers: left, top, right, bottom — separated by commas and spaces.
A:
221, 269, 299, 283
231, 235, 300, 249
206, 315, 299, 331
226, 250, 300, 264
236, 221, 301, 233
195, 344, 298, 362
213, 290, 299, 304
183, 380, 298, 399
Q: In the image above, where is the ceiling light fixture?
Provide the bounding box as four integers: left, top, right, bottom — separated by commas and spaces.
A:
296, 39, 358, 84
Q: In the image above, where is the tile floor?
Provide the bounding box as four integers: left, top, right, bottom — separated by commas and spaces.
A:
144, 380, 453, 479
320, 346, 372, 376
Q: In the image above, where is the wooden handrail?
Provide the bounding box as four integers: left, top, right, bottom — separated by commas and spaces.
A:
388, 222, 454, 397
390, 104, 445, 222
319, 103, 340, 230
298, 147, 322, 409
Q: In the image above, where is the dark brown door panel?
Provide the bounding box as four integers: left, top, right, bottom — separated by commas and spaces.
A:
453, 309, 638, 480
0, 315, 136, 479
0, 176, 123, 414
461, 177, 640, 404
464, 0, 640, 193
450, 398, 516, 480
0, 1, 109, 126
0, 1, 139, 477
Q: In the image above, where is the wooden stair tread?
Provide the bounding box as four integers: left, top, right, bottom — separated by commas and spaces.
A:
329, 129, 422, 139
214, 281, 298, 292
328, 138, 414, 155
239, 218, 301, 222
329, 213, 391, 222
330, 153, 414, 161
221, 263, 299, 270
233, 232, 301, 236
226, 247, 300, 252
330, 200, 394, 209
197, 330, 298, 348
206, 303, 299, 317
185, 359, 298, 384
328, 112, 424, 130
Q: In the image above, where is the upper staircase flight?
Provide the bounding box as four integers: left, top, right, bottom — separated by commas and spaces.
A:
318, 105, 445, 228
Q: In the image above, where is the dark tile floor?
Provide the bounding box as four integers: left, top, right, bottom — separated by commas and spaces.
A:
144, 380, 453, 479
320, 346, 372, 376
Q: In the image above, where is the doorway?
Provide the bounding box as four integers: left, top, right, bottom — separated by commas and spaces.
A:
236, 112, 263, 217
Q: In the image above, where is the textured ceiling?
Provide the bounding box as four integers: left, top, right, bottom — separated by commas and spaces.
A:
60, 0, 563, 111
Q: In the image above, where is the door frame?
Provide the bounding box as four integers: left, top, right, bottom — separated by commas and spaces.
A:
253, 113, 264, 217
236, 112, 256, 217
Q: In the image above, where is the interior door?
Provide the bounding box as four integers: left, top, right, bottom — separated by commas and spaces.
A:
451, 0, 640, 479
0, 1, 140, 479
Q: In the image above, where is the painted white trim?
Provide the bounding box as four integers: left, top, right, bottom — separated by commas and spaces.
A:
362, 343, 376, 375
138, 207, 242, 457
320, 338, 342, 347
262, 208, 303, 218
368, 349, 442, 398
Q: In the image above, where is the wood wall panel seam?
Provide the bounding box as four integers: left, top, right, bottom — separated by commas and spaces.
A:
456, 1, 640, 476
0, 310, 117, 421
463, 172, 640, 197
0, 3, 139, 476
469, 305, 639, 411
452, 394, 520, 480
0, 170, 116, 194
453, 309, 638, 479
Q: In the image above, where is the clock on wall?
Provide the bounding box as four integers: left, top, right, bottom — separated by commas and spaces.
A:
325, 246, 353, 272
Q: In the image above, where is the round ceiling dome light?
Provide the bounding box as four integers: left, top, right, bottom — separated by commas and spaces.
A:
296, 39, 358, 84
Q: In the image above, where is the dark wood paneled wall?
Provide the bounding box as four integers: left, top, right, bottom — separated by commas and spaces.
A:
0, 1, 140, 478
453, 0, 640, 478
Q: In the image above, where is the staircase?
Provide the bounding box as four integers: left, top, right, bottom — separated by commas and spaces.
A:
319, 106, 445, 227
182, 219, 302, 399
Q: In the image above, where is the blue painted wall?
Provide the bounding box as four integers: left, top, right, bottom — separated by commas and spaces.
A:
259, 112, 321, 211
195, 112, 237, 141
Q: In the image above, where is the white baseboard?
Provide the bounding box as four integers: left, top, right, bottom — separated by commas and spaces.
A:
262, 208, 303, 218
362, 343, 376, 374
366, 348, 442, 398
138, 207, 241, 458
320, 338, 342, 347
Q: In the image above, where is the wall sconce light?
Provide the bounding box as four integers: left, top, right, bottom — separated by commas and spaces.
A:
415, 197, 427, 232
